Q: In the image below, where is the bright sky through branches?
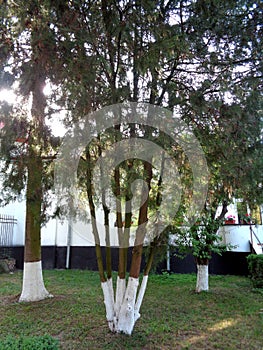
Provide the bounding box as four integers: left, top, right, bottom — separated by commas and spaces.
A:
0, 89, 17, 104
0, 86, 66, 137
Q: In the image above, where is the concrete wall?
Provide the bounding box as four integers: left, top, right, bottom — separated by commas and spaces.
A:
219, 224, 263, 253
11, 246, 250, 276
1, 197, 262, 276
1, 196, 263, 252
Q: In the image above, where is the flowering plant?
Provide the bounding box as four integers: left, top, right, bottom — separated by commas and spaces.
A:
225, 215, 236, 222
240, 213, 256, 225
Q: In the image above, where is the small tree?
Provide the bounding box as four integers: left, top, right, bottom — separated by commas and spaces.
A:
186, 215, 229, 292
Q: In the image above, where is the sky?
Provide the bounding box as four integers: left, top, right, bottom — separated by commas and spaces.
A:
0, 85, 66, 137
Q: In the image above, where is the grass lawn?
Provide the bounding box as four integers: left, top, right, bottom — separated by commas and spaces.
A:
0, 270, 262, 349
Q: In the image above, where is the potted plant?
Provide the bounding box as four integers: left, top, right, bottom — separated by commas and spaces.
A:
240, 213, 256, 225
224, 215, 236, 225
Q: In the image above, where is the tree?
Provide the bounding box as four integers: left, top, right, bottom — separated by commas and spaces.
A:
53, 0, 201, 333
56, 101, 206, 333
174, 213, 231, 293
172, 89, 262, 292
0, 1, 62, 301
54, 0, 262, 333
174, 0, 263, 292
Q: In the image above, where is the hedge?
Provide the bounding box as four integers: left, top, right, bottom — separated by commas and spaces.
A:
247, 254, 263, 288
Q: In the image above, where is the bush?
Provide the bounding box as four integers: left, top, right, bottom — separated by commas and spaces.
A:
0, 335, 59, 350
247, 254, 263, 288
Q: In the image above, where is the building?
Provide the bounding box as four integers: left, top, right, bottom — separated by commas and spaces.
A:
0, 197, 262, 275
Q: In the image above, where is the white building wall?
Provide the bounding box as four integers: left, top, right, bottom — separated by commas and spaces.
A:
41, 218, 68, 246
1, 195, 263, 253
0, 198, 26, 246
219, 224, 263, 253
41, 208, 121, 247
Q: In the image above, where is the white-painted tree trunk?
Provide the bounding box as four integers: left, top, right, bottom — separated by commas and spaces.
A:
19, 261, 53, 302
101, 278, 115, 331
196, 264, 209, 293
115, 277, 126, 316
134, 275, 148, 322
101, 275, 149, 335
117, 277, 139, 334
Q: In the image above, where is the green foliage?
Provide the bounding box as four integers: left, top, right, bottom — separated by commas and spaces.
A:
0, 335, 59, 350
239, 213, 257, 225
174, 214, 231, 265
189, 216, 226, 263
247, 254, 263, 288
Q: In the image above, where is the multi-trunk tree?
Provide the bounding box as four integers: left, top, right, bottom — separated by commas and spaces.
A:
55, 0, 262, 333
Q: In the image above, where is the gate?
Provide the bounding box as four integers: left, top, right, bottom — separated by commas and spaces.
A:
0, 214, 17, 259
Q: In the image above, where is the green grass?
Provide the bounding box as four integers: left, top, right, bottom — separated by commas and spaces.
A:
0, 270, 262, 349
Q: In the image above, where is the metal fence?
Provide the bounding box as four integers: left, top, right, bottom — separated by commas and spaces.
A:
0, 214, 17, 259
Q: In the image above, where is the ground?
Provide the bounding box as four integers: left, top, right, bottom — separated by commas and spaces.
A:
0, 270, 262, 349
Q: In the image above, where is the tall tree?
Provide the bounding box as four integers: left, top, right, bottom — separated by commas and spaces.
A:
0, 1, 62, 301
55, 0, 262, 333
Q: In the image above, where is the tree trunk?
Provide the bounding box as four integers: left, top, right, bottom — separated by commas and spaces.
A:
19, 29, 51, 301
117, 276, 139, 334
114, 160, 152, 334
196, 263, 209, 293
100, 158, 152, 334
19, 150, 52, 302
19, 261, 51, 302
101, 274, 150, 335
